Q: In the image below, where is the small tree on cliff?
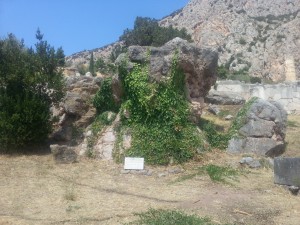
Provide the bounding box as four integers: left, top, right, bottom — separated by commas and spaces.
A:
0, 30, 65, 152
89, 51, 95, 76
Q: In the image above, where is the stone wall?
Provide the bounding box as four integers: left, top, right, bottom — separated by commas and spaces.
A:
213, 80, 300, 114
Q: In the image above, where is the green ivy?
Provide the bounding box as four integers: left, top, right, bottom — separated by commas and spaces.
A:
117, 53, 205, 165
93, 77, 120, 114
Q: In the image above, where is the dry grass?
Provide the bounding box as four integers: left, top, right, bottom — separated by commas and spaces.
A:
0, 113, 299, 225
285, 115, 300, 156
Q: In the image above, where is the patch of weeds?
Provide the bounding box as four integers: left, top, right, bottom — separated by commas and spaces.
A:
228, 97, 258, 137
199, 118, 230, 149
259, 158, 273, 169
126, 208, 226, 225
64, 185, 76, 201
200, 164, 239, 184
287, 120, 298, 128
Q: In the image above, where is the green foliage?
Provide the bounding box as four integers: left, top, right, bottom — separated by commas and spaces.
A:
239, 38, 247, 45
199, 119, 230, 149
287, 120, 298, 128
89, 51, 95, 76
126, 123, 203, 165
119, 17, 192, 47
200, 164, 239, 183
93, 77, 120, 114
228, 97, 258, 137
250, 76, 262, 84
117, 54, 204, 165
127, 208, 218, 225
199, 98, 258, 150
0, 31, 65, 151
77, 63, 88, 75
95, 57, 117, 75
217, 65, 229, 79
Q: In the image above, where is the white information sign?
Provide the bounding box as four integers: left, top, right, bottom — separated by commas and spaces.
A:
124, 157, 144, 170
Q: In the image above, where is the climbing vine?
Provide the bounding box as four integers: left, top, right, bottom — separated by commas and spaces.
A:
117, 53, 205, 165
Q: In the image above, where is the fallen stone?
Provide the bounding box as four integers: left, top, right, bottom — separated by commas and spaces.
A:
224, 115, 234, 120
288, 186, 300, 195
50, 144, 78, 164
240, 157, 261, 168
274, 157, 300, 187
205, 90, 245, 105
208, 104, 220, 115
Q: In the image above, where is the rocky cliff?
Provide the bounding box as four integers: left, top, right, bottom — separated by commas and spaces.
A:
66, 0, 300, 82
160, 0, 300, 82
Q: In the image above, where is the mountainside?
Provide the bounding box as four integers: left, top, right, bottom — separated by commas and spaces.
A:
66, 0, 300, 82
160, 0, 300, 81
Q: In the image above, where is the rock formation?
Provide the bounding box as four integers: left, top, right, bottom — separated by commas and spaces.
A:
227, 98, 287, 157
51, 76, 101, 144
125, 37, 218, 118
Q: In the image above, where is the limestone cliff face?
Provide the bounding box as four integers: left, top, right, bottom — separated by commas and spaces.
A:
66, 0, 300, 82
160, 0, 300, 82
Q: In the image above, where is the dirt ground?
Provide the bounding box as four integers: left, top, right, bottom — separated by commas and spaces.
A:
0, 115, 299, 225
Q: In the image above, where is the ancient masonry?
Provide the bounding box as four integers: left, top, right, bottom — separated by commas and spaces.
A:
212, 80, 300, 114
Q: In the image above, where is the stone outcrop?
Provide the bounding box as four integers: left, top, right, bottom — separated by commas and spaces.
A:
51, 75, 101, 144
227, 98, 287, 157
124, 37, 218, 118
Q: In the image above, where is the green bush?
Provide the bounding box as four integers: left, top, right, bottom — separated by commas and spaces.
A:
250, 76, 262, 83
217, 65, 229, 79
119, 17, 192, 47
93, 77, 120, 114
0, 31, 65, 151
0, 90, 51, 150
239, 38, 247, 45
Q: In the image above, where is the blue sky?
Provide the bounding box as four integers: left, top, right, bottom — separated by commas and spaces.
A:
0, 0, 189, 56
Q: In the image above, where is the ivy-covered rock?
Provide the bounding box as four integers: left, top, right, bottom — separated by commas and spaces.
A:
123, 37, 218, 120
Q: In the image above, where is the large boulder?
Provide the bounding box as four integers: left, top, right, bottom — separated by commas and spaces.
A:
125, 37, 218, 119
51, 75, 101, 143
227, 98, 287, 157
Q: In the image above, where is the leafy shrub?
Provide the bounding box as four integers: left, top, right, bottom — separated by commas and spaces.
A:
119, 17, 192, 47
93, 77, 120, 114
0, 90, 51, 150
217, 65, 229, 79
0, 31, 65, 152
77, 63, 88, 75
250, 76, 262, 83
